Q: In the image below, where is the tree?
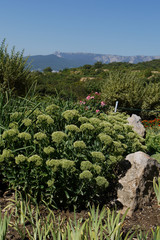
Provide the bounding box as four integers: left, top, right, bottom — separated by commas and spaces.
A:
43, 66, 52, 73
0, 39, 35, 95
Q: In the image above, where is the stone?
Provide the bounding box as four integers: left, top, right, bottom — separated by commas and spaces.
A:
127, 114, 145, 137
117, 151, 160, 217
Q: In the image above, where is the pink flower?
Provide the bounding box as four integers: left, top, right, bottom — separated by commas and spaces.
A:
86, 96, 91, 100
96, 109, 100, 113
90, 96, 95, 99
101, 101, 105, 107
79, 101, 86, 105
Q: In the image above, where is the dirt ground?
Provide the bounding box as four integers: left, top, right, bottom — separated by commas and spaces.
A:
0, 189, 160, 240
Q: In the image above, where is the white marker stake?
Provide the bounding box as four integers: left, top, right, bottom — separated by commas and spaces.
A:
114, 101, 118, 112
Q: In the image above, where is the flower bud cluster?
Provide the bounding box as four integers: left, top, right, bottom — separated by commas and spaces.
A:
45, 104, 59, 115
91, 151, 105, 162
62, 110, 79, 122
0, 149, 14, 162
36, 114, 54, 125
15, 154, 27, 164
18, 132, 32, 141
80, 123, 95, 132
22, 118, 32, 127
52, 131, 67, 144
28, 154, 42, 166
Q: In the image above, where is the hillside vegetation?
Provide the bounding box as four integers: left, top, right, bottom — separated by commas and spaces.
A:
30, 60, 160, 119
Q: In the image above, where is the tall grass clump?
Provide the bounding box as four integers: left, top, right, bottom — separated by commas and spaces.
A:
0, 93, 146, 209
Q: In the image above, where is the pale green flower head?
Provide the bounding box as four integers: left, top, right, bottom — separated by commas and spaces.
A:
78, 116, 89, 123
28, 154, 42, 166
62, 110, 79, 122
103, 127, 112, 134
113, 124, 123, 131
127, 132, 136, 139
47, 179, 55, 187
117, 134, 125, 140
45, 104, 59, 115
33, 109, 42, 116
80, 161, 93, 171
9, 122, 19, 129
79, 170, 93, 180
65, 124, 80, 133
18, 132, 31, 141
46, 159, 60, 167
124, 124, 133, 131
95, 176, 109, 188
73, 140, 86, 149
93, 164, 102, 174
113, 141, 122, 148
89, 118, 101, 126
61, 159, 75, 171
115, 148, 125, 154
15, 154, 27, 164
122, 143, 127, 149
43, 146, 55, 155
2, 128, 19, 140
22, 118, 32, 127
99, 121, 112, 129
91, 152, 105, 162
1, 149, 14, 161
10, 112, 22, 121
80, 123, 95, 132
52, 131, 67, 144
34, 132, 47, 141
36, 114, 54, 125
47, 159, 75, 171
109, 155, 117, 164
98, 133, 113, 145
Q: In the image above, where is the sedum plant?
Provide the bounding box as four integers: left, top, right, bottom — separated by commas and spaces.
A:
0, 100, 146, 208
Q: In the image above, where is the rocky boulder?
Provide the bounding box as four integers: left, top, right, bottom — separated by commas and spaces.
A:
127, 114, 145, 137
117, 151, 160, 216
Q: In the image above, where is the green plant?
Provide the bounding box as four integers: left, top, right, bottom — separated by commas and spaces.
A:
0, 94, 146, 208
0, 208, 11, 240
85, 205, 106, 239
101, 70, 160, 119
153, 177, 160, 206
104, 208, 135, 240
0, 39, 36, 96
151, 226, 160, 240
145, 127, 160, 156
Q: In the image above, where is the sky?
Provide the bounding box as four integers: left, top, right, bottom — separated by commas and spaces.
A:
1, 0, 160, 56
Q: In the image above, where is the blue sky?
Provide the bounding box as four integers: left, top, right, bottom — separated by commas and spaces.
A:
1, 0, 160, 56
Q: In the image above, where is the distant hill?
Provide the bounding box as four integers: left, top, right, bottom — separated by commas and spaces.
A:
27, 52, 160, 71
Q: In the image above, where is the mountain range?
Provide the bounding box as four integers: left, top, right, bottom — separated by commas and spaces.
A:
27, 52, 160, 71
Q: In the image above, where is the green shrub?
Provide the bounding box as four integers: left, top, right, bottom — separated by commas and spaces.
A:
0, 39, 35, 95
0, 99, 146, 209
101, 70, 160, 118
145, 127, 160, 157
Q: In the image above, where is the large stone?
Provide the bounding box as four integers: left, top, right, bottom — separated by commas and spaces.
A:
117, 151, 160, 216
127, 114, 145, 137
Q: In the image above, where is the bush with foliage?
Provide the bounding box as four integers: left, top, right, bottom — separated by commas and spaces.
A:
0, 39, 35, 95
101, 70, 160, 119
0, 95, 146, 209
145, 126, 160, 162
79, 92, 108, 114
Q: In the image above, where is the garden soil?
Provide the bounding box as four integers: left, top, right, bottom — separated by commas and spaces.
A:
0, 190, 160, 239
